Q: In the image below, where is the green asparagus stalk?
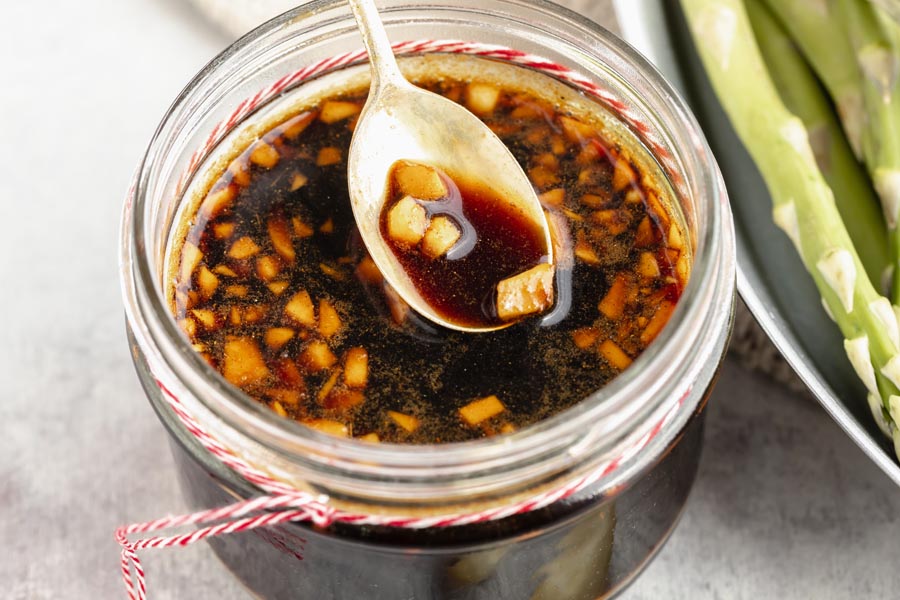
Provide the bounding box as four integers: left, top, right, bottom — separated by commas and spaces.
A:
874, 4, 900, 90
762, 0, 900, 303
759, 0, 866, 158
745, 0, 889, 285
837, 0, 900, 302
679, 0, 900, 451
870, 0, 900, 26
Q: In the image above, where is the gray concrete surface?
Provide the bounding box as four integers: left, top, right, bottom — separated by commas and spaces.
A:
1, 0, 898, 598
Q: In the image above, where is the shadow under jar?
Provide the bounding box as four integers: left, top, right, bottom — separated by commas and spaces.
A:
120, 1, 735, 598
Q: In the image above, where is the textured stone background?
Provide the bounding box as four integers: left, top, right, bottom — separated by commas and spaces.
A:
1, 0, 898, 598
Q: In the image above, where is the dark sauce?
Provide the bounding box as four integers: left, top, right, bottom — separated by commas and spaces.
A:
379, 168, 548, 327
172, 76, 688, 444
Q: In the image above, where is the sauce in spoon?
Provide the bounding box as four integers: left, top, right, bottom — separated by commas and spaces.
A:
380, 161, 552, 328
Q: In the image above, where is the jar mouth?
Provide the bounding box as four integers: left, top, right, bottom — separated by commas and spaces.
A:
121, 0, 734, 497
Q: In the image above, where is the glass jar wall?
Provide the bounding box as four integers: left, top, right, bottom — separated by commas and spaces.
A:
120, 1, 735, 597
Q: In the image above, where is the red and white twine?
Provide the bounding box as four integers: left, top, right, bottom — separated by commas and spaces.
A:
119, 41, 689, 600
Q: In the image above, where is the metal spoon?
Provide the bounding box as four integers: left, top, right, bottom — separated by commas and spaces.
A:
346, 0, 555, 332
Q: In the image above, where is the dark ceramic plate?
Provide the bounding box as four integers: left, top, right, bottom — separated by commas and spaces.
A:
612, 0, 900, 485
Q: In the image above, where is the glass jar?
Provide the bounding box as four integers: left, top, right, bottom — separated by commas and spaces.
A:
120, 0, 735, 597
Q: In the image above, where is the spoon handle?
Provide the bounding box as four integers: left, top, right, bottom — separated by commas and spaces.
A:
348, 0, 408, 91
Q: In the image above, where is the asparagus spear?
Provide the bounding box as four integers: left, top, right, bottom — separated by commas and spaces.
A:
679, 0, 900, 452
745, 0, 888, 285
762, 0, 900, 302
870, 0, 900, 25
759, 0, 866, 158
837, 0, 900, 301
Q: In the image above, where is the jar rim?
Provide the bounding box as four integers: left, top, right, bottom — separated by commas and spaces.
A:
121, 0, 734, 501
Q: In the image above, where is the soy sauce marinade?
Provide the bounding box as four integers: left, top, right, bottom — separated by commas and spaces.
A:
173, 77, 689, 444
380, 161, 550, 328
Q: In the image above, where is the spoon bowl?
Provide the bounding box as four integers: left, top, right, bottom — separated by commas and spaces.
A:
347, 0, 554, 332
